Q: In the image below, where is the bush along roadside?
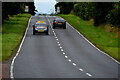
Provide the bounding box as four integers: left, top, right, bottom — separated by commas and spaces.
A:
2, 13, 31, 62
59, 14, 120, 62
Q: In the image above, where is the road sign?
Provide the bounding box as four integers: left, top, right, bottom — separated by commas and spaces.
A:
57, 6, 60, 13
25, 5, 29, 12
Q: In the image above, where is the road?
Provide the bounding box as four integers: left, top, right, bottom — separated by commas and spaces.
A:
9, 16, 119, 79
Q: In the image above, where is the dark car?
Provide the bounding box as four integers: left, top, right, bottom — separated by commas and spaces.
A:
33, 21, 49, 35
53, 18, 66, 29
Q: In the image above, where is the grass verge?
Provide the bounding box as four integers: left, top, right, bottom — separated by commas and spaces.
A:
2, 13, 31, 62
59, 14, 120, 62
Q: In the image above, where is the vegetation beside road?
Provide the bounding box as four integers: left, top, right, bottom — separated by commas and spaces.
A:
2, 13, 31, 62
2, 2, 35, 21
59, 14, 120, 62
55, 2, 120, 27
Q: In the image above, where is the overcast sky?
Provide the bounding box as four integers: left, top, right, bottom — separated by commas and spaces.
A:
34, 0, 57, 14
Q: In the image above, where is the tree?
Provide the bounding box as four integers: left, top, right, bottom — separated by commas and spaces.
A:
55, 2, 75, 14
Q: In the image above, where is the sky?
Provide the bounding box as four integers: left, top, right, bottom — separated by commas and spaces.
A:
34, 0, 57, 14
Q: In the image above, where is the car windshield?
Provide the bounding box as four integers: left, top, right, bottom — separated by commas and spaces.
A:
56, 18, 65, 22
35, 24, 46, 27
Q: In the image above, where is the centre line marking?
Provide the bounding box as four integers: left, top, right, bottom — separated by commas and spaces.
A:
58, 44, 61, 46
63, 52, 65, 55
79, 68, 83, 71
65, 56, 68, 58
72, 63, 77, 66
61, 49, 64, 51
60, 46, 62, 49
86, 73, 92, 77
68, 59, 72, 62
46, 16, 93, 77
55, 37, 57, 38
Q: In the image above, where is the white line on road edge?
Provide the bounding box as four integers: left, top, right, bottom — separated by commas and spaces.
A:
60, 16, 120, 64
67, 22, 120, 64
10, 16, 32, 79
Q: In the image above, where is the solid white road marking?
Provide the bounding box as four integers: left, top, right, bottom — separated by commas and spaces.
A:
10, 16, 32, 78
60, 16, 120, 64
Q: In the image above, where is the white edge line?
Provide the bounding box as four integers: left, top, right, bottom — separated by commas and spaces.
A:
10, 16, 32, 78
59, 16, 119, 64
68, 22, 120, 64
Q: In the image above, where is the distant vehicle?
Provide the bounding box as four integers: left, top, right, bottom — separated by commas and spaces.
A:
53, 18, 66, 29
33, 21, 49, 35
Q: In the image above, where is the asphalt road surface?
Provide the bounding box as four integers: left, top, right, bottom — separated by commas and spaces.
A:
9, 16, 119, 79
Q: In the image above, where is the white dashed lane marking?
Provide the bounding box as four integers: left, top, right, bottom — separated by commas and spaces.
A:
65, 56, 68, 59
46, 16, 92, 77
68, 59, 72, 62
61, 49, 64, 52
58, 44, 61, 46
72, 63, 77, 66
55, 37, 57, 39
86, 73, 92, 77
60, 46, 62, 49
63, 52, 65, 55
79, 68, 83, 72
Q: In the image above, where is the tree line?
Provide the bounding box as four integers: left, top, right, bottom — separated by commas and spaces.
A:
2, 2, 35, 21
55, 2, 120, 27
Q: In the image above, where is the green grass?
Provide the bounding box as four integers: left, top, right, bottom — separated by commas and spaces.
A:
2, 13, 31, 62
59, 14, 120, 62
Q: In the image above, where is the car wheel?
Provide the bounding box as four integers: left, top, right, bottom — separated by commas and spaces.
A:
46, 29, 49, 35
53, 25, 55, 29
63, 26, 66, 29
33, 29, 35, 35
